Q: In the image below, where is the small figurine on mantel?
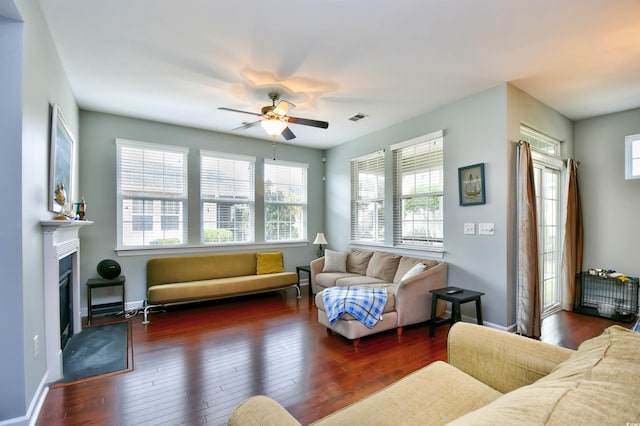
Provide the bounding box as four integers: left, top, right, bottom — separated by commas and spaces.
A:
75, 197, 87, 220
53, 183, 72, 220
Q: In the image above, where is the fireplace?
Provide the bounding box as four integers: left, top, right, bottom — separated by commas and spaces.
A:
59, 255, 73, 350
41, 220, 92, 382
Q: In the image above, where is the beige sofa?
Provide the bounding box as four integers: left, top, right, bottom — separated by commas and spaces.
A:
311, 249, 448, 346
228, 322, 640, 425
143, 251, 299, 323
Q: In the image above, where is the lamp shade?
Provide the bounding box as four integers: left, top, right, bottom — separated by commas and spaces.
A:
261, 118, 287, 137
313, 232, 328, 245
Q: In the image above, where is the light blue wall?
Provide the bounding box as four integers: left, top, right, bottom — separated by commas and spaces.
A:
325, 83, 576, 328
574, 107, 640, 275
78, 111, 325, 306
325, 84, 512, 326
1, 0, 79, 422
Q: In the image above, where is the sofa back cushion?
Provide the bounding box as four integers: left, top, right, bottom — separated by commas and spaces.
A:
366, 252, 401, 282
538, 324, 640, 386
346, 249, 374, 274
147, 252, 260, 287
448, 325, 640, 426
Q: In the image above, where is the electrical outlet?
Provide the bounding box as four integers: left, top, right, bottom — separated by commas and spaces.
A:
33, 335, 39, 358
463, 223, 475, 235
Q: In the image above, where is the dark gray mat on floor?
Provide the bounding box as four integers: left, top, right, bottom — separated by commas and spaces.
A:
55, 321, 129, 384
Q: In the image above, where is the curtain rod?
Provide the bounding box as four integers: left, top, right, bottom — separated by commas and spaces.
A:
515, 140, 579, 165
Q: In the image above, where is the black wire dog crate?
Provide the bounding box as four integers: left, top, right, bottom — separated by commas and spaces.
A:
574, 272, 639, 322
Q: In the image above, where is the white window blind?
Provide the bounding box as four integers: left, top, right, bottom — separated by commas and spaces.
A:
116, 139, 188, 248
264, 160, 307, 242
392, 132, 444, 248
201, 151, 255, 243
350, 150, 385, 243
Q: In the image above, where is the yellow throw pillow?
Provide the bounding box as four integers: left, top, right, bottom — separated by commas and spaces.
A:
256, 252, 284, 275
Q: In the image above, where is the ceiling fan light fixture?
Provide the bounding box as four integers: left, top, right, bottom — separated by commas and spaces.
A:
261, 118, 287, 137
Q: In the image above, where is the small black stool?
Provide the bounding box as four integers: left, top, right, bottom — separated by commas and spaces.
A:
429, 286, 484, 337
87, 276, 126, 325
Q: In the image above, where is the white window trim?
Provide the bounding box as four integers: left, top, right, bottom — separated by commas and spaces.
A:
350, 149, 385, 245
625, 134, 640, 180
392, 130, 445, 250
263, 160, 308, 242
115, 138, 189, 250
200, 150, 256, 245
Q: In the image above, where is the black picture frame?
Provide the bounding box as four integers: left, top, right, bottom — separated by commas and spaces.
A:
458, 163, 486, 206
49, 104, 76, 213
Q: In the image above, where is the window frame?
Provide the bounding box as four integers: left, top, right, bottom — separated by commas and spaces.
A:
116, 138, 189, 250
625, 134, 640, 180
263, 159, 308, 243
350, 150, 385, 245
200, 150, 256, 245
391, 130, 444, 250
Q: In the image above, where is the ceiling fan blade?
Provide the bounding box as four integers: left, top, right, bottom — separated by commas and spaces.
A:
218, 107, 263, 117
282, 127, 296, 140
287, 116, 329, 129
232, 120, 262, 131
273, 100, 295, 117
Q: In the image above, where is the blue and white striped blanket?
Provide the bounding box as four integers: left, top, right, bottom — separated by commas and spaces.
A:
322, 286, 388, 329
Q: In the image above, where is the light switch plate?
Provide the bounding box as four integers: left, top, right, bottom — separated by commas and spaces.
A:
463, 223, 475, 235
478, 223, 495, 235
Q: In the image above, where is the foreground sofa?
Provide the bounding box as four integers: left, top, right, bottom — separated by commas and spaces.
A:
143, 251, 299, 323
228, 322, 640, 425
311, 249, 447, 345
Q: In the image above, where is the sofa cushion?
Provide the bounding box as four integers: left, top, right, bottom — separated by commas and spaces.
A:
365, 252, 401, 282
256, 252, 285, 274
314, 272, 362, 289
346, 249, 374, 274
323, 250, 348, 272
335, 276, 387, 287
448, 325, 640, 426
448, 379, 640, 426
317, 361, 502, 425
538, 324, 640, 386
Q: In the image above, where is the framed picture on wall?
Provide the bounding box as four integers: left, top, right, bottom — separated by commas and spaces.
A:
49, 104, 76, 214
458, 163, 486, 206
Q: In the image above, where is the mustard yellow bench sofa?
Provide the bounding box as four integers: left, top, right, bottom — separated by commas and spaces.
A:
228, 322, 640, 425
143, 251, 299, 323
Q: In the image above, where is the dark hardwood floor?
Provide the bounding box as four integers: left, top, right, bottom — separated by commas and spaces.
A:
37, 286, 634, 425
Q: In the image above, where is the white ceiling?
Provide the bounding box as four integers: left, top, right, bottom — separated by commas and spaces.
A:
38, 0, 640, 150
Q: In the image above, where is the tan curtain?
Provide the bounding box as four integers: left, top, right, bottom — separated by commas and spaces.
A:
516, 142, 541, 338
561, 160, 583, 311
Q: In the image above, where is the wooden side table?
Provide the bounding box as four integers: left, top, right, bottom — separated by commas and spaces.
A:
87, 276, 126, 325
296, 265, 312, 298
429, 286, 484, 337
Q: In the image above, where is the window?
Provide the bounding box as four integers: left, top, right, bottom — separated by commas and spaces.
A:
520, 125, 560, 155
392, 131, 444, 248
201, 151, 255, 244
264, 160, 307, 242
350, 150, 385, 243
116, 139, 188, 248
625, 134, 640, 180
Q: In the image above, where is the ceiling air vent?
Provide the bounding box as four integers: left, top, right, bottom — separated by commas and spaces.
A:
348, 113, 368, 122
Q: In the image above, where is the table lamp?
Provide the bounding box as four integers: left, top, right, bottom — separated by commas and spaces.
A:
313, 232, 328, 257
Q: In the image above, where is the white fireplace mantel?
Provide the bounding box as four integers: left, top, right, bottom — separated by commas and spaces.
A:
41, 219, 93, 382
